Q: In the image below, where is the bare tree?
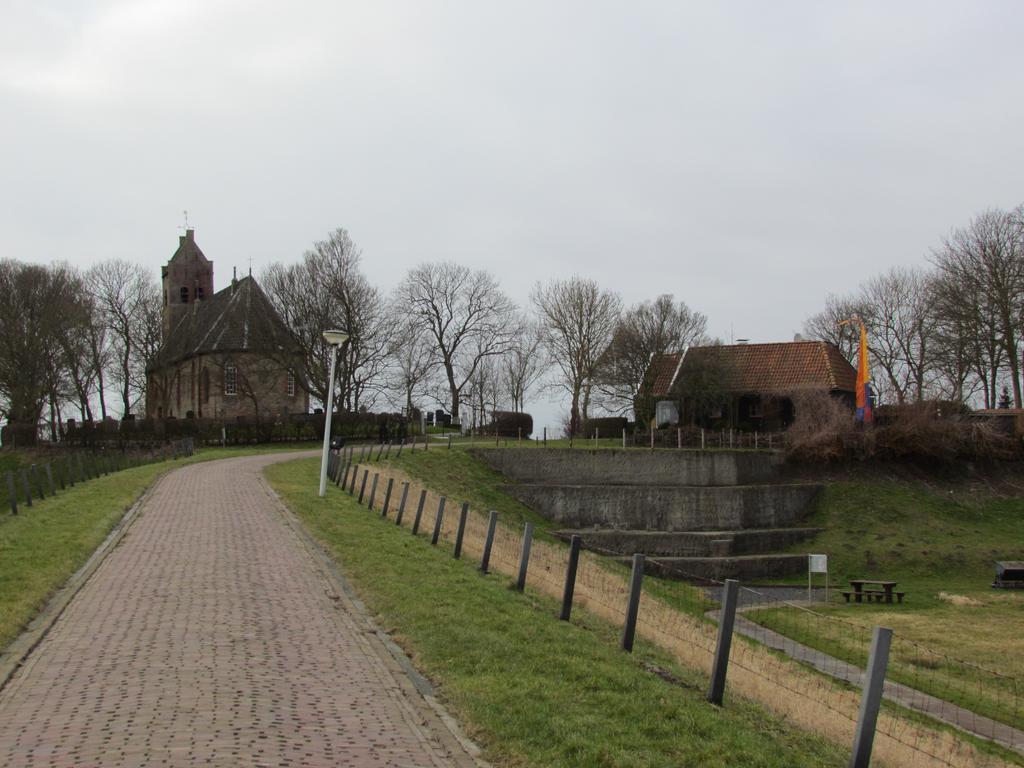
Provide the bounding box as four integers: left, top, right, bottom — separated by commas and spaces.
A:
262, 228, 390, 413
803, 293, 870, 364
502, 318, 543, 413
0, 261, 81, 443
398, 262, 520, 424
531, 277, 621, 436
386, 313, 436, 417
595, 294, 707, 421
859, 267, 937, 404
88, 260, 161, 418
932, 208, 1024, 407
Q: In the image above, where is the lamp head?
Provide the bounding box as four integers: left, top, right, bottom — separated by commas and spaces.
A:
322, 329, 350, 346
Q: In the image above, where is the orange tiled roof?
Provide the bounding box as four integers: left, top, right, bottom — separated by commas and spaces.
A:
650, 341, 856, 397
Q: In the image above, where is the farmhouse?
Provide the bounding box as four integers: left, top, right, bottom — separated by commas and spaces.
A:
649, 340, 856, 430
145, 230, 307, 420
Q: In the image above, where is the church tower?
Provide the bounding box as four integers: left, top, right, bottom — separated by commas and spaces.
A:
161, 229, 214, 341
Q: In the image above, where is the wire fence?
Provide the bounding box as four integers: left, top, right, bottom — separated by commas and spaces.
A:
326, 446, 1022, 768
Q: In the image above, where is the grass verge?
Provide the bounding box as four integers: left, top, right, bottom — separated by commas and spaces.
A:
266, 456, 847, 768
0, 443, 315, 652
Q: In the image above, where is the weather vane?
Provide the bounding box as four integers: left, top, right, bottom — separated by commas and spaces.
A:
179, 209, 191, 232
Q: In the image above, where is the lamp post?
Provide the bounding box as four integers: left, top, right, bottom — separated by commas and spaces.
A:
319, 329, 350, 497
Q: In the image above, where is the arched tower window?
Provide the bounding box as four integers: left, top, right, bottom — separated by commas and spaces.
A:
224, 363, 237, 396
180, 286, 189, 303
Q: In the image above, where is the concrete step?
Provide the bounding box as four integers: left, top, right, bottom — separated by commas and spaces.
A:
555, 527, 823, 557
472, 447, 783, 486
510, 483, 822, 531
620, 554, 808, 582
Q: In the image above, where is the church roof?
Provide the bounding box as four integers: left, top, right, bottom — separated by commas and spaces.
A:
148, 276, 295, 371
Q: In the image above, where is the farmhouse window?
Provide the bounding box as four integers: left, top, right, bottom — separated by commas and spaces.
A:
224, 363, 237, 396
748, 401, 763, 418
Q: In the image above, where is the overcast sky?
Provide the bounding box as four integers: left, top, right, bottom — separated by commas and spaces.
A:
3, 2, 1023, 426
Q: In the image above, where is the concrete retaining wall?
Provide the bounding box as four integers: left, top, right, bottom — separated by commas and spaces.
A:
472, 448, 783, 487
509, 483, 821, 531
553, 527, 822, 557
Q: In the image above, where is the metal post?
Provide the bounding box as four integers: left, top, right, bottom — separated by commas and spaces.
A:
430, 497, 446, 545
368, 473, 379, 509
849, 627, 893, 768
707, 579, 739, 704
318, 343, 340, 497
622, 427, 626, 448
543, 426, 547, 447
560, 535, 582, 621
357, 469, 369, 504
677, 427, 682, 449
395, 482, 410, 526
516, 522, 534, 591
453, 502, 470, 558
701, 428, 705, 450
411, 489, 427, 535
21, 470, 32, 507
381, 477, 393, 518
7, 472, 17, 515
650, 426, 654, 450
480, 511, 498, 574
621, 554, 645, 652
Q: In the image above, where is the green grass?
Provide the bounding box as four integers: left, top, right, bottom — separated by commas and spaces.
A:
266, 456, 847, 768
747, 479, 1024, 732
0, 443, 316, 651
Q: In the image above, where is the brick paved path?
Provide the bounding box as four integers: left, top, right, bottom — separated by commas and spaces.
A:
0, 454, 478, 767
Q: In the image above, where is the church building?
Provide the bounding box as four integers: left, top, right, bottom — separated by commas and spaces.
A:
145, 229, 308, 420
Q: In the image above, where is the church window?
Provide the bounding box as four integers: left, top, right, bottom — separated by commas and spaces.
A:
224, 363, 237, 396
180, 286, 189, 303
287, 371, 296, 397
196, 286, 204, 300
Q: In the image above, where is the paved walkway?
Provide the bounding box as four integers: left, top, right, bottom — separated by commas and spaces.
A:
0, 454, 479, 767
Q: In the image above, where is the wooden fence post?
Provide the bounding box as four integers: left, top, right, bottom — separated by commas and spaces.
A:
395, 482, 410, 526
381, 477, 394, 518
707, 579, 739, 705
357, 469, 369, 504
849, 627, 893, 768
453, 502, 470, 558
7, 472, 17, 515
621, 554, 645, 652
45, 464, 55, 496
368, 473, 379, 509
516, 522, 534, 591
560, 535, 582, 621
20, 470, 32, 507
480, 511, 498, 574
411, 489, 427, 535
430, 497, 446, 545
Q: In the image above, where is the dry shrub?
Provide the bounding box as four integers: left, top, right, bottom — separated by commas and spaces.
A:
783, 386, 865, 462
785, 394, 1022, 464
938, 592, 982, 607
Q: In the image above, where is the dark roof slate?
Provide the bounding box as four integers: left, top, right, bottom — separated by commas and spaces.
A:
149, 276, 295, 371
650, 341, 856, 398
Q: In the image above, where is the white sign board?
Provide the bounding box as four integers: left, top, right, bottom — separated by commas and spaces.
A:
808, 554, 828, 574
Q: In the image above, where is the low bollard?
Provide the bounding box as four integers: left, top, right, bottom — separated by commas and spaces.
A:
621, 554, 645, 652
453, 502, 469, 558
516, 522, 534, 591
560, 535, 582, 621
430, 497, 446, 545
480, 511, 499, 574
381, 477, 394, 518
395, 482, 410, 526
411, 489, 427, 535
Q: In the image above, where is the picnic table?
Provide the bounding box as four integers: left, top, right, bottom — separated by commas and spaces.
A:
843, 579, 905, 604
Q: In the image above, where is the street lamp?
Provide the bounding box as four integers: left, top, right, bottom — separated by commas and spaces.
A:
319, 329, 350, 497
